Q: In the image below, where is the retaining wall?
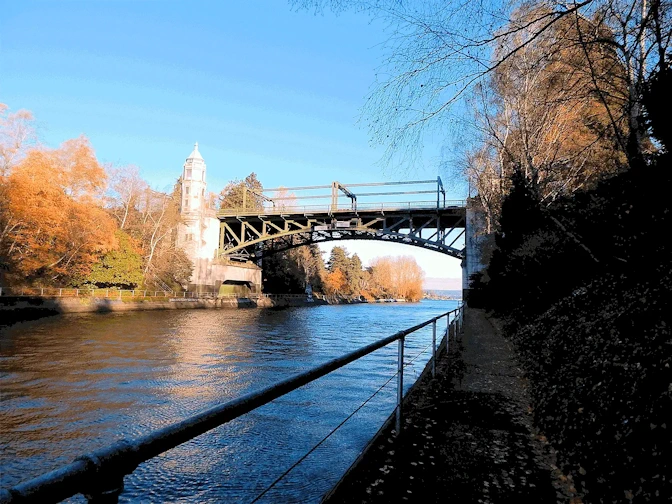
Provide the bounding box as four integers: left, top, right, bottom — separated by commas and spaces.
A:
0, 295, 328, 325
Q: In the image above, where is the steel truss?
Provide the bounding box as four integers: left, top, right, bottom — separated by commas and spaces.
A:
218, 208, 466, 261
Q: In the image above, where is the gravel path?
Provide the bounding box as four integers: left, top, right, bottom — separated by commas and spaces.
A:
324, 308, 575, 503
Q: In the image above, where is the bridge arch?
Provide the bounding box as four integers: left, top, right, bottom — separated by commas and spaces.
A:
217, 207, 466, 262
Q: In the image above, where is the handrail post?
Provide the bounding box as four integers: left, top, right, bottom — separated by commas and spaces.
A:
446, 314, 450, 351
83, 475, 124, 504
395, 336, 405, 436
432, 320, 437, 378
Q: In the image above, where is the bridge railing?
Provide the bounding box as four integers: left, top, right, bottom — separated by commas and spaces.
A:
0, 306, 464, 504
217, 199, 466, 217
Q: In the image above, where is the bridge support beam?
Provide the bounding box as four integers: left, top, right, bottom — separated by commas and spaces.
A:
217, 207, 467, 261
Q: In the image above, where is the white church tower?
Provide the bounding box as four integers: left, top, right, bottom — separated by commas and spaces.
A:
182, 142, 207, 218
178, 143, 214, 261
177, 143, 219, 285
176, 143, 262, 293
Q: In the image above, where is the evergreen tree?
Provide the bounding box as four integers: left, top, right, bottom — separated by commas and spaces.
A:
327, 246, 350, 273
262, 244, 326, 294
346, 253, 364, 294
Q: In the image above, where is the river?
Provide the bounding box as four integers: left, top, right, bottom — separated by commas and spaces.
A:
0, 300, 458, 503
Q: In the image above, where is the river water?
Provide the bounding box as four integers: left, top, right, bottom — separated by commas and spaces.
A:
0, 300, 458, 503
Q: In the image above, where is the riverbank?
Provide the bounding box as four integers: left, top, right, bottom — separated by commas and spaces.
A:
0, 293, 401, 326
324, 308, 576, 503
0, 295, 329, 325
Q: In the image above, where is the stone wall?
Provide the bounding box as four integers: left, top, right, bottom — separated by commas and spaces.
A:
189, 258, 262, 291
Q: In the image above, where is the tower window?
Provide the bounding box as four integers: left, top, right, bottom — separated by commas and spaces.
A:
185, 186, 190, 195
186, 169, 192, 179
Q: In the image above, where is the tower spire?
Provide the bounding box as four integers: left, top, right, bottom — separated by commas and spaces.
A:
187, 142, 203, 161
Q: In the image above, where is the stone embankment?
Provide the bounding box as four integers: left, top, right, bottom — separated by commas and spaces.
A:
0, 293, 410, 326
325, 308, 577, 504
0, 294, 324, 325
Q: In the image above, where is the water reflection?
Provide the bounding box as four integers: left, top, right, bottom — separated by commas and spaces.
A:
1, 300, 458, 501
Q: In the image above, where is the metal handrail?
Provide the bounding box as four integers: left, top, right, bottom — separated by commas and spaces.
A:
0, 306, 464, 504
217, 200, 467, 217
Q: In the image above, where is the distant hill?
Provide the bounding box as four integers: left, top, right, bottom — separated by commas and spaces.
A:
423, 277, 461, 291
423, 289, 462, 300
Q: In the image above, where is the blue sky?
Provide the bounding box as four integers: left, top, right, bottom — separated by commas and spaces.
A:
1, 0, 464, 282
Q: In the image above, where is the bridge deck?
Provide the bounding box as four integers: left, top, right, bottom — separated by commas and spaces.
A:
218, 204, 465, 224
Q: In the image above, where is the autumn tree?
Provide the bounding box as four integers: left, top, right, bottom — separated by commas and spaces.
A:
293, 244, 325, 290
272, 186, 298, 211
369, 256, 425, 301
393, 256, 425, 301
103, 167, 193, 289
219, 172, 265, 210
148, 247, 193, 289
104, 170, 193, 289
0, 137, 117, 284
0, 103, 36, 176
369, 257, 394, 298
134, 184, 193, 287
106, 164, 148, 230
322, 268, 348, 296
296, 1, 670, 170
465, 8, 629, 230
358, 268, 376, 301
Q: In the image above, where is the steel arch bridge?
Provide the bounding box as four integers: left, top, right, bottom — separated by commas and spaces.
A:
217, 179, 466, 261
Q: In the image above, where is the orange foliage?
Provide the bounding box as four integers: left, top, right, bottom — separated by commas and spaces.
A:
370, 256, 425, 301
0, 103, 36, 176
323, 268, 347, 295
359, 289, 376, 302
0, 137, 116, 283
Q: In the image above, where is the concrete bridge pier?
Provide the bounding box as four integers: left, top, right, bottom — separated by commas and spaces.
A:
462, 198, 495, 304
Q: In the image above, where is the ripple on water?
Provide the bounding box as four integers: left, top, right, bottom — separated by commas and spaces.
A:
1, 300, 459, 500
